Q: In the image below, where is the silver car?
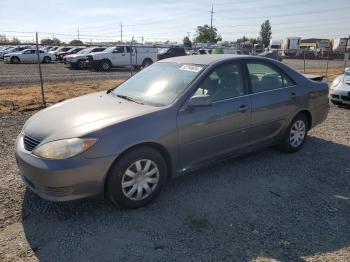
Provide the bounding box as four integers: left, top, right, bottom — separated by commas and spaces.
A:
15, 55, 329, 208
329, 67, 350, 106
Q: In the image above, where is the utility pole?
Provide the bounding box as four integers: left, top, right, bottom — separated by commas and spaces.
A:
141, 37, 144, 45
210, 4, 214, 43
77, 28, 80, 40
120, 23, 123, 42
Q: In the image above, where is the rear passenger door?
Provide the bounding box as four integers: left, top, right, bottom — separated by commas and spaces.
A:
245, 60, 298, 143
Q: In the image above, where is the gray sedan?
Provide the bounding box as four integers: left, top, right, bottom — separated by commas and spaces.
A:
329, 67, 350, 106
15, 55, 329, 208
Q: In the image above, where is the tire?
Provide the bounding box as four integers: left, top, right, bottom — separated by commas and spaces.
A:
11, 56, 20, 64
141, 58, 153, 69
77, 60, 86, 69
43, 56, 51, 63
278, 114, 309, 153
106, 146, 167, 208
100, 60, 112, 71
330, 100, 342, 106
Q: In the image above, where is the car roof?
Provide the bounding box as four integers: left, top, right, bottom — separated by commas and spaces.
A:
158, 54, 254, 65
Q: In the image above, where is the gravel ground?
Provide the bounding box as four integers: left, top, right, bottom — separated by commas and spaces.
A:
0, 105, 350, 262
0, 62, 131, 87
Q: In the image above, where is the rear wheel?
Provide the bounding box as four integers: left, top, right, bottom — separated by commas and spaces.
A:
106, 146, 167, 208
141, 58, 153, 69
11, 56, 20, 64
278, 114, 308, 153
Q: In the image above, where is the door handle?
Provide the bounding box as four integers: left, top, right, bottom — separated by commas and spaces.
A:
239, 105, 249, 113
290, 92, 297, 99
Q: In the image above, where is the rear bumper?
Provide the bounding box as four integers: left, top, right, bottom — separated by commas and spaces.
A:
15, 134, 115, 202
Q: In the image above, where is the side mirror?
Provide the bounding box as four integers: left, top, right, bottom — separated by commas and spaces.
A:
188, 95, 212, 107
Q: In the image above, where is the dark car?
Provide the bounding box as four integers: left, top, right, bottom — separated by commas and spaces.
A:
16, 55, 329, 208
157, 47, 186, 60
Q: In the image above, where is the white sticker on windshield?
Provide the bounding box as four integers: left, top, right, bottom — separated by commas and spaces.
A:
179, 65, 203, 72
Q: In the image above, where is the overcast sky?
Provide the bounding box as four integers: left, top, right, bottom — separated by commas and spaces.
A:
1, 0, 349, 43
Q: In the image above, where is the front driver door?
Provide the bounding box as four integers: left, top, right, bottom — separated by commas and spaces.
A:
111, 47, 128, 66
177, 61, 252, 169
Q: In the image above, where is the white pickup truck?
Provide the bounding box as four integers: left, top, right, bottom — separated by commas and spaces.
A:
86, 46, 158, 71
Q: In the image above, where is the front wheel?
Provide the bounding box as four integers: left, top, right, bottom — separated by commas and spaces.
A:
11, 56, 20, 64
278, 114, 308, 153
106, 147, 167, 208
99, 60, 112, 71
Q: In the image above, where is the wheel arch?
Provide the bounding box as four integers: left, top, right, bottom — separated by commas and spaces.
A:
296, 109, 312, 130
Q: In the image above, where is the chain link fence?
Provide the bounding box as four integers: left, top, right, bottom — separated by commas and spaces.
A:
0, 44, 349, 113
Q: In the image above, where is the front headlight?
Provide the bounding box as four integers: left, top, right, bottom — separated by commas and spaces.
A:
331, 78, 341, 88
33, 138, 98, 160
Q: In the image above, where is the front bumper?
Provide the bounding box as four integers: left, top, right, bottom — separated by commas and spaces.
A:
329, 87, 350, 105
15, 134, 115, 202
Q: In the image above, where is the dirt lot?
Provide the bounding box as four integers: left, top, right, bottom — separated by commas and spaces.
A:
0, 104, 350, 261
0, 62, 131, 86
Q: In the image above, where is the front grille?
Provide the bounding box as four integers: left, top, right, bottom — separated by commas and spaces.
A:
332, 94, 340, 99
23, 135, 41, 151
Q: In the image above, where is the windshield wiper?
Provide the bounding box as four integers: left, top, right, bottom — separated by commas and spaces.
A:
115, 94, 144, 105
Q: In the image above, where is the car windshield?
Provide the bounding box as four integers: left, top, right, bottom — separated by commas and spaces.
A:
104, 46, 116, 52
158, 48, 169, 54
77, 48, 91, 54
111, 63, 205, 106
345, 71, 350, 76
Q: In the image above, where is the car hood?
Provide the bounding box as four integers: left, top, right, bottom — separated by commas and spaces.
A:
3, 52, 21, 56
23, 91, 159, 143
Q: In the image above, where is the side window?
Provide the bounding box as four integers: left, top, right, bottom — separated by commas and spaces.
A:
23, 50, 31, 54
113, 47, 125, 53
39, 50, 44, 53
282, 73, 296, 87
31, 50, 36, 54
194, 63, 245, 102
125, 47, 131, 53
247, 62, 283, 93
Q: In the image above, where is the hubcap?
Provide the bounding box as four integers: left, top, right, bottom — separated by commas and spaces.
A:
102, 63, 109, 70
289, 120, 306, 148
121, 159, 160, 201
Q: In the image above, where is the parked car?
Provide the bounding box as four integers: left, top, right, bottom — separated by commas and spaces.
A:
0, 46, 29, 59
64, 47, 106, 69
86, 45, 158, 71
56, 47, 85, 61
49, 46, 72, 59
4, 49, 56, 64
15, 55, 329, 208
157, 47, 186, 60
329, 67, 350, 106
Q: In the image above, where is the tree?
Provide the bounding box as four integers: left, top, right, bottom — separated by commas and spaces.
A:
194, 25, 222, 43
69, 39, 84, 46
11, 37, 21, 45
41, 38, 61, 45
0, 34, 9, 43
183, 36, 192, 47
259, 19, 272, 47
